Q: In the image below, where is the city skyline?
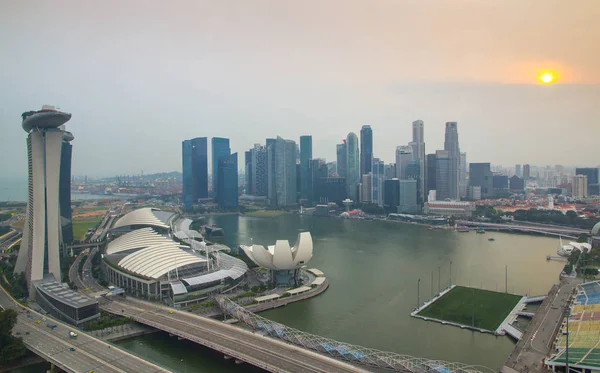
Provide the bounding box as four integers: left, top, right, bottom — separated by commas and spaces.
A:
1, 1, 599, 179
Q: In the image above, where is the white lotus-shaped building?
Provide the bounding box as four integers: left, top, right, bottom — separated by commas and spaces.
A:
241, 232, 313, 270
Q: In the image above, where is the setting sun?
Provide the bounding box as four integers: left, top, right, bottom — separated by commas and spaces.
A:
539, 72, 556, 84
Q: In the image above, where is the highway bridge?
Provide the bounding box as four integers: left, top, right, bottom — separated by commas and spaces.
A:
0, 287, 172, 373
458, 220, 587, 238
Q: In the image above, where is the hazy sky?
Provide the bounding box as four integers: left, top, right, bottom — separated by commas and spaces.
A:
1, 0, 599, 179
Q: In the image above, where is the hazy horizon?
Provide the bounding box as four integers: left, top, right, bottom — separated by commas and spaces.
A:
1, 0, 599, 179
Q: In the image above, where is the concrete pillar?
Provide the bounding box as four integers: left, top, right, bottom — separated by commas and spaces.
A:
46, 363, 61, 373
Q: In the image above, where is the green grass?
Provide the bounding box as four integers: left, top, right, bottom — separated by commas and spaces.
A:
417, 286, 522, 331
72, 206, 108, 215
72, 216, 103, 240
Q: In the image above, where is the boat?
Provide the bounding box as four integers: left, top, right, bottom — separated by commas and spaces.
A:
456, 226, 469, 232
488, 238, 495, 241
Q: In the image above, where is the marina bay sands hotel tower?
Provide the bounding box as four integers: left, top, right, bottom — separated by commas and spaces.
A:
14, 105, 74, 294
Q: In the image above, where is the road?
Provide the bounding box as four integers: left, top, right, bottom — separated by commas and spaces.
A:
0, 286, 172, 373
503, 277, 579, 372
102, 297, 371, 373
458, 220, 588, 236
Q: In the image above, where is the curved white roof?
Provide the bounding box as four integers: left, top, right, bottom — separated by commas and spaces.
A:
182, 253, 247, 287
113, 208, 172, 230
241, 232, 313, 270
106, 227, 206, 279
593, 222, 600, 236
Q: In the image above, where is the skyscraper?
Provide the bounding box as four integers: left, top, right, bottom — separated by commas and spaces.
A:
251, 144, 268, 196
309, 159, 327, 202
59, 133, 74, 244
435, 150, 450, 200
336, 142, 347, 178
15, 106, 73, 293
575, 168, 599, 189
469, 163, 493, 199
395, 145, 413, 179
211, 137, 230, 196
459, 152, 467, 199
399, 179, 418, 214
573, 175, 588, 199
412, 120, 426, 204
523, 164, 531, 181
384, 179, 400, 213
182, 137, 208, 211
372, 158, 384, 206
444, 122, 461, 200
244, 150, 252, 194
345, 133, 360, 201
515, 164, 522, 178
361, 173, 372, 203
270, 136, 297, 206
300, 136, 313, 200
426, 153, 437, 194
217, 153, 238, 208
360, 125, 373, 176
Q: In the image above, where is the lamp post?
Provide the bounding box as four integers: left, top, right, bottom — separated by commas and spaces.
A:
438, 266, 441, 293
417, 278, 421, 309
449, 261, 452, 288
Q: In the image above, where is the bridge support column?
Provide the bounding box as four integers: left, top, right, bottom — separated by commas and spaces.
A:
46, 363, 62, 373
235, 359, 243, 364
224, 355, 232, 360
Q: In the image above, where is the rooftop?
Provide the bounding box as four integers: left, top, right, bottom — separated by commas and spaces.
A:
34, 280, 97, 309
112, 207, 174, 230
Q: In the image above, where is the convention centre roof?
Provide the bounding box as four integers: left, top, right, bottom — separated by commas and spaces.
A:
112, 207, 174, 230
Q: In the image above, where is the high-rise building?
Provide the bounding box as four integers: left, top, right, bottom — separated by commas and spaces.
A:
515, 164, 522, 178
493, 175, 510, 196
211, 137, 230, 196
412, 120, 426, 204
573, 175, 588, 199
523, 164, 531, 181
435, 150, 450, 200
182, 137, 208, 211
575, 168, 599, 189
59, 133, 74, 244
267, 139, 276, 205
217, 153, 238, 208
360, 125, 373, 176
309, 158, 327, 203
326, 161, 337, 177
395, 145, 413, 179
270, 136, 297, 206
469, 163, 493, 199
444, 122, 461, 200
346, 132, 360, 201
406, 160, 421, 208
510, 176, 525, 192
300, 136, 313, 199
399, 179, 418, 214
372, 158, 384, 206
426, 153, 437, 194
383, 179, 400, 213
314, 177, 346, 204
251, 144, 268, 196
361, 173, 372, 203
336, 142, 347, 178
459, 152, 467, 199
15, 106, 73, 293
244, 150, 252, 194
384, 163, 396, 180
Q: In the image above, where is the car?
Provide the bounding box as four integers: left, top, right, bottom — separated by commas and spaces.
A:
168, 310, 173, 314
69, 347, 76, 352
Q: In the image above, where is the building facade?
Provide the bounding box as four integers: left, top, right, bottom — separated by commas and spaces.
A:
411, 120, 426, 204
575, 168, 599, 189
360, 173, 372, 203
510, 175, 525, 192
399, 179, 418, 214
435, 150, 450, 200
244, 150, 252, 194
59, 136, 73, 244
336, 142, 347, 178
300, 135, 313, 200
346, 132, 360, 201
573, 174, 588, 199
469, 163, 493, 199
314, 177, 346, 204
360, 125, 373, 177
395, 145, 413, 180
444, 122, 461, 200
459, 152, 467, 199
271, 136, 297, 207
211, 137, 231, 196
384, 179, 400, 213
372, 158, 384, 206
251, 144, 268, 196
182, 137, 208, 211
523, 164, 531, 181
426, 153, 437, 195
217, 153, 238, 208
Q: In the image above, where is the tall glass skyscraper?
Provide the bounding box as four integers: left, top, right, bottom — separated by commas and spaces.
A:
300, 135, 312, 200
444, 122, 461, 200
211, 137, 230, 197
372, 158, 384, 206
59, 134, 74, 244
244, 150, 252, 194
336, 142, 347, 178
346, 132, 360, 201
360, 125, 372, 177
182, 137, 208, 211
460, 152, 468, 199
412, 120, 426, 203
435, 150, 450, 200
395, 145, 413, 180
15, 106, 73, 293
251, 144, 268, 196
269, 136, 297, 206
217, 153, 238, 208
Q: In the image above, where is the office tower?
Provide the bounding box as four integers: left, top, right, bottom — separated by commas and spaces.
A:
269, 136, 297, 206
309, 159, 327, 203
459, 152, 467, 199
406, 160, 421, 207
575, 168, 599, 189
244, 150, 252, 194
384, 163, 396, 180
468, 186, 482, 201
444, 122, 460, 200
573, 175, 588, 199
435, 150, 450, 200
523, 164, 531, 181
267, 140, 276, 205
360, 125, 373, 176
336, 142, 347, 178
493, 175, 510, 197
326, 161, 337, 177
211, 137, 231, 196
399, 179, 418, 213
412, 120, 426, 204
361, 173, 372, 203
395, 145, 413, 179
217, 153, 238, 208
372, 158, 384, 206
182, 137, 208, 211
426, 153, 437, 194
300, 136, 313, 199
346, 132, 360, 201
515, 164, 522, 178
469, 163, 493, 199
314, 177, 347, 204
384, 179, 400, 213
15, 106, 73, 292
59, 133, 73, 244
251, 144, 268, 196
510, 176, 525, 192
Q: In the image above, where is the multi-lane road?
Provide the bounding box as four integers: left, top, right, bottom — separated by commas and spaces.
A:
102, 297, 371, 373
0, 287, 172, 373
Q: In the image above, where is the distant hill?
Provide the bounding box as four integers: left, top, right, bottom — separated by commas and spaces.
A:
102, 171, 182, 182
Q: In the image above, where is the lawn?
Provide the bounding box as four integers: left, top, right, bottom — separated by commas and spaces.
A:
72, 216, 103, 240
417, 286, 522, 331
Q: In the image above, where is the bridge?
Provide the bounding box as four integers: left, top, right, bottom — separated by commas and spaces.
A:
0, 286, 171, 373
523, 295, 547, 303
458, 220, 586, 238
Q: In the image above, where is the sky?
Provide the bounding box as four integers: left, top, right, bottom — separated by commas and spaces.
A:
1, 0, 599, 179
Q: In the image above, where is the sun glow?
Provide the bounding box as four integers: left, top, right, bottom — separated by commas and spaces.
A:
539, 72, 556, 84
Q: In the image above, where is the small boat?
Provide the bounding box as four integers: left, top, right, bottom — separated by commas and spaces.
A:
488, 238, 495, 241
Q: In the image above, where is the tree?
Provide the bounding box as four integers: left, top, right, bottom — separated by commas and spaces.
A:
578, 234, 590, 243
0, 309, 26, 364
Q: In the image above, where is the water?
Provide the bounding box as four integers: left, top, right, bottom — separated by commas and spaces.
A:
0, 179, 130, 202
10, 214, 563, 372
